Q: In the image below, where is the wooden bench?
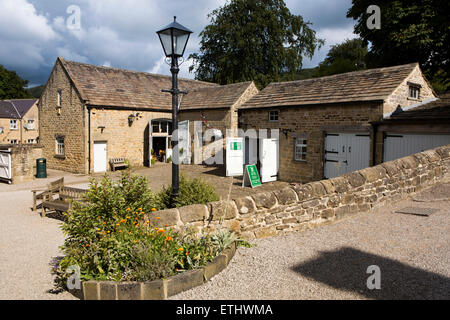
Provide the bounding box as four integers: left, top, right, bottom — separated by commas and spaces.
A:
32, 177, 64, 212
109, 157, 129, 171
41, 186, 87, 217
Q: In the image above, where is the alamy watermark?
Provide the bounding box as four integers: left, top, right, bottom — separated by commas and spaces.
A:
66, 5, 81, 31
366, 265, 381, 290
366, 5, 381, 30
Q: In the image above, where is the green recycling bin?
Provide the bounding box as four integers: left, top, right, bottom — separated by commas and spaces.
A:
36, 158, 47, 178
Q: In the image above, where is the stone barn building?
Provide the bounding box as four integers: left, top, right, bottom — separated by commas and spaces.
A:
38, 57, 218, 174
238, 63, 436, 183
179, 81, 259, 164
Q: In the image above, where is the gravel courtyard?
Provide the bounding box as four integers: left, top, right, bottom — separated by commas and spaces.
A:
0, 174, 448, 299
171, 184, 450, 300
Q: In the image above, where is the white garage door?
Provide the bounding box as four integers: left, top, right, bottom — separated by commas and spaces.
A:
324, 132, 371, 179
384, 133, 450, 162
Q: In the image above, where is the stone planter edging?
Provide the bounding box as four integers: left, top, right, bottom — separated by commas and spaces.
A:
69, 242, 237, 300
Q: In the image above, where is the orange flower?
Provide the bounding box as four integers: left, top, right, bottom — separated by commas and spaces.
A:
178, 247, 184, 252
165, 236, 173, 241
165, 224, 169, 227
157, 229, 165, 233
126, 208, 131, 211
156, 217, 161, 220
152, 208, 157, 212
120, 219, 126, 223
185, 251, 189, 256
86, 244, 90, 247
138, 208, 142, 211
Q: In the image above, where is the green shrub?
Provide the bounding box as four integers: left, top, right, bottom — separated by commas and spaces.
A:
158, 174, 220, 208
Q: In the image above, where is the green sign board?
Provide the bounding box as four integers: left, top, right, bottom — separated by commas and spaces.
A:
244, 164, 262, 188
230, 142, 242, 151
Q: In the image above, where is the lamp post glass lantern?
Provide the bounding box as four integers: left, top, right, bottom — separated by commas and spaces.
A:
157, 16, 192, 207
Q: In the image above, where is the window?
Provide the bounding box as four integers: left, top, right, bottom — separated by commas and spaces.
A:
57, 90, 62, 107
294, 139, 307, 162
269, 110, 279, 122
56, 137, 65, 156
10, 120, 17, 130
26, 119, 35, 130
408, 83, 421, 100
10, 139, 18, 144
28, 139, 35, 144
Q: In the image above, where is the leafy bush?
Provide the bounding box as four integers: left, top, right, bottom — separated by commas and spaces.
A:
56, 170, 239, 287
158, 174, 220, 208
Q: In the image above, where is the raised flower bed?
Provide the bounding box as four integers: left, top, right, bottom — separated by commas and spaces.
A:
69, 242, 237, 300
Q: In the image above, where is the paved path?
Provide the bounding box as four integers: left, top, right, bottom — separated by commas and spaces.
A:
0, 189, 76, 299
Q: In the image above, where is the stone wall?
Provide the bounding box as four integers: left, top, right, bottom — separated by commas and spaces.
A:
39, 60, 87, 174
90, 108, 171, 169
239, 102, 383, 183
384, 64, 436, 115
0, 144, 43, 184
147, 144, 450, 240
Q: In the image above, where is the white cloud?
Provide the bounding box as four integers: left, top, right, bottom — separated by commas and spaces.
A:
0, 0, 58, 42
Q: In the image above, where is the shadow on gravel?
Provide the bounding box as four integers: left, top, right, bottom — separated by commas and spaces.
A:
291, 247, 450, 300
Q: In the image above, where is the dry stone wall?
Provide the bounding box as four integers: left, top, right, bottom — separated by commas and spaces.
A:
147, 145, 450, 240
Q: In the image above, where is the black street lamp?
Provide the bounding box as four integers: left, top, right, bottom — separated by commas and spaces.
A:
157, 16, 193, 207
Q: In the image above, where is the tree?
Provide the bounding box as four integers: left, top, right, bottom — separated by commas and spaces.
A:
189, 0, 324, 89
347, 0, 449, 92
316, 38, 368, 77
0, 65, 32, 99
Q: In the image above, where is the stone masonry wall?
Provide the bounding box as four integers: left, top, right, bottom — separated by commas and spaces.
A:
384, 64, 436, 115
146, 144, 450, 240
0, 144, 43, 184
239, 102, 383, 183
90, 109, 171, 169
39, 60, 87, 173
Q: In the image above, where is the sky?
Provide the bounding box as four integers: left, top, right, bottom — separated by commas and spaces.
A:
0, 0, 357, 87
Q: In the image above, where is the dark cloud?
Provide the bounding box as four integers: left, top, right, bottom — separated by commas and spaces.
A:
1, 0, 356, 86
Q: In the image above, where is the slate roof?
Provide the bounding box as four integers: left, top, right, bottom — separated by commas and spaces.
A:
0, 99, 37, 119
58, 57, 218, 110
239, 63, 419, 110
179, 81, 255, 110
386, 92, 450, 121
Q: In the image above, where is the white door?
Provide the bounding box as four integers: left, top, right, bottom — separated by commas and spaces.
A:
226, 137, 244, 176
0, 149, 12, 182
178, 120, 191, 164
384, 133, 450, 162
324, 133, 370, 179
260, 138, 279, 183
94, 142, 107, 173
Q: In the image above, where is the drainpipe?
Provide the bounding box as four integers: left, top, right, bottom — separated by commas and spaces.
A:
371, 123, 378, 166
88, 106, 91, 174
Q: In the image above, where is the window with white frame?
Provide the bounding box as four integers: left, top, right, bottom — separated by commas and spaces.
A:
10, 120, 18, 130
269, 110, 279, 122
28, 139, 35, 144
56, 137, 65, 156
27, 119, 35, 130
294, 138, 307, 162
408, 84, 420, 99
10, 139, 18, 144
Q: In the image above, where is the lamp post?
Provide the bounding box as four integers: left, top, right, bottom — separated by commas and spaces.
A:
157, 16, 193, 207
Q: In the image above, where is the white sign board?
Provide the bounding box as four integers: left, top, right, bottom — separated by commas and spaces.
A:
226, 137, 244, 177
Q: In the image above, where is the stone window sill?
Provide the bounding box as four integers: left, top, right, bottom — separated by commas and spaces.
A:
54, 155, 66, 160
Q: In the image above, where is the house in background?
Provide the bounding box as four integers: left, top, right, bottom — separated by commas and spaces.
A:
238, 63, 437, 183
0, 99, 39, 145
